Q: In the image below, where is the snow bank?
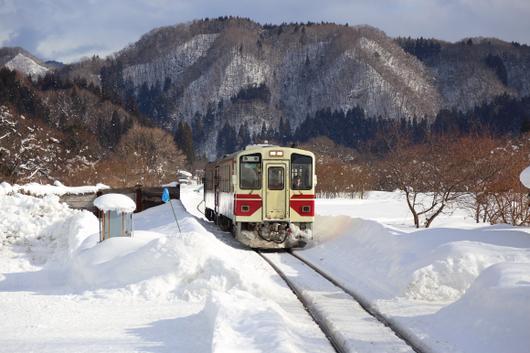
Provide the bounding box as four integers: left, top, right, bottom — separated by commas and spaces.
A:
431, 263, 530, 353
63, 202, 332, 351
0, 191, 98, 273
0, 181, 109, 196
307, 216, 530, 301
1, 193, 77, 246
299, 215, 530, 353
404, 239, 530, 301
0, 189, 333, 352
93, 193, 136, 213
67, 206, 277, 302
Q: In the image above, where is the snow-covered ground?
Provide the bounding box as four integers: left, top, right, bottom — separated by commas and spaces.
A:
1, 183, 529, 353
299, 216, 530, 353
0, 185, 333, 353
184, 186, 530, 353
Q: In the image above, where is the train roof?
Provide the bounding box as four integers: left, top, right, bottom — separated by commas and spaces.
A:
208, 145, 314, 166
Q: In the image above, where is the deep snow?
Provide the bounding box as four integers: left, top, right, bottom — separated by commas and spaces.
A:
184, 186, 530, 353
261, 252, 415, 353
0, 184, 334, 353
296, 209, 530, 353
1, 183, 529, 353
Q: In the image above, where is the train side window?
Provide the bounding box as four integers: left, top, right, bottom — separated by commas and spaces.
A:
268, 167, 284, 190
291, 154, 312, 190
240, 153, 262, 189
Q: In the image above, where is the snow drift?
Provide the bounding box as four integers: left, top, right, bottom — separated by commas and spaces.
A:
0, 189, 332, 353
431, 262, 530, 353
299, 214, 530, 353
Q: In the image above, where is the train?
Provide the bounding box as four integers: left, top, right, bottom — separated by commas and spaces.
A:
204, 144, 316, 249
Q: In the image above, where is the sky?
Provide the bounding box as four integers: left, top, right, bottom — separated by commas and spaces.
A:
1, 0, 529, 63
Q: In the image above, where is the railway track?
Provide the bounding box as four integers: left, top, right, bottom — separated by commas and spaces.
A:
257, 250, 429, 353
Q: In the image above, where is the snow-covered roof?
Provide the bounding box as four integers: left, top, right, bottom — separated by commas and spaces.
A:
94, 193, 136, 213
244, 143, 276, 150
178, 170, 192, 177
520, 166, 530, 189
0, 181, 109, 196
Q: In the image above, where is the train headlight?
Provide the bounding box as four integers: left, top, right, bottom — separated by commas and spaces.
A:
269, 150, 284, 157
302, 205, 311, 213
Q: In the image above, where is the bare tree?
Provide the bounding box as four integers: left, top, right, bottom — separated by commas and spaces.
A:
98, 125, 187, 187
482, 137, 530, 226
382, 136, 477, 228
454, 135, 508, 223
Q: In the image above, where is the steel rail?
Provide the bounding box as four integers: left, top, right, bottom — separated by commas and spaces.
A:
288, 250, 430, 353
256, 251, 344, 353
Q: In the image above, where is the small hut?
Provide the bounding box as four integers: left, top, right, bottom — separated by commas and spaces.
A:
94, 193, 136, 242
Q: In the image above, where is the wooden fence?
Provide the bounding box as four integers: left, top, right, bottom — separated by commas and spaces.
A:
59, 185, 180, 214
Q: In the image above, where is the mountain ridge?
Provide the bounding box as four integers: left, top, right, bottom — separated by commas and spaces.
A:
2, 18, 530, 158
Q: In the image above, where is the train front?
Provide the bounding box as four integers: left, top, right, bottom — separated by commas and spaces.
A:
234, 146, 316, 249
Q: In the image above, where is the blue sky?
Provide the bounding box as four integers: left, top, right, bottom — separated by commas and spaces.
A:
1, 0, 529, 63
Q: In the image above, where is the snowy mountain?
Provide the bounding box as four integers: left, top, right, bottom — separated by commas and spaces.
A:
2, 18, 530, 158
60, 18, 530, 156
4, 53, 49, 79
113, 19, 441, 129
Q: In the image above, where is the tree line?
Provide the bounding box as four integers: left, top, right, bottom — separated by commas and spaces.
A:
0, 66, 188, 187
310, 132, 530, 228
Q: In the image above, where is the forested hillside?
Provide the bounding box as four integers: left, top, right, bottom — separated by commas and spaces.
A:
0, 68, 187, 186
2, 17, 530, 186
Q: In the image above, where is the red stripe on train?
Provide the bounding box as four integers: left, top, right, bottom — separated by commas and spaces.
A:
291, 194, 315, 199
235, 194, 262, 199
290, 199, 315, 217
234, 199, 262, 216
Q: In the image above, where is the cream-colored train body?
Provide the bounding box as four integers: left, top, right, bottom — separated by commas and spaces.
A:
204, 145, 316, 249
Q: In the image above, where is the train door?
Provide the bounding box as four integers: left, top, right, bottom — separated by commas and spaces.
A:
214, 166, 220, 214
264, 162, 288, 220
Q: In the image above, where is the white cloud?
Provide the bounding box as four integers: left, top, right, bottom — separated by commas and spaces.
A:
0, 0, 16, 15
0, 30, 13, 46
1, 0, 529, 63
35, 33, 114, 62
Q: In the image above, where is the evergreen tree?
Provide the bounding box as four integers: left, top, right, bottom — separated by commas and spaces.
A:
216, 123, 237, 157
484, 54, 508, 85
109, 111, 122, 147
100, 60, 125, 104
163, 77, 172, 92
259, 122, 268, 142
174, 121, 194, 164
237, 123, 251, 149
192, 114, 206, 146
278, 117, 292, 143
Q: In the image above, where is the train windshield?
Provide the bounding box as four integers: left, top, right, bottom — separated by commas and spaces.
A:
291, 154, 312, 190
240, 153, 262, 189
268, 167, 284, 190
